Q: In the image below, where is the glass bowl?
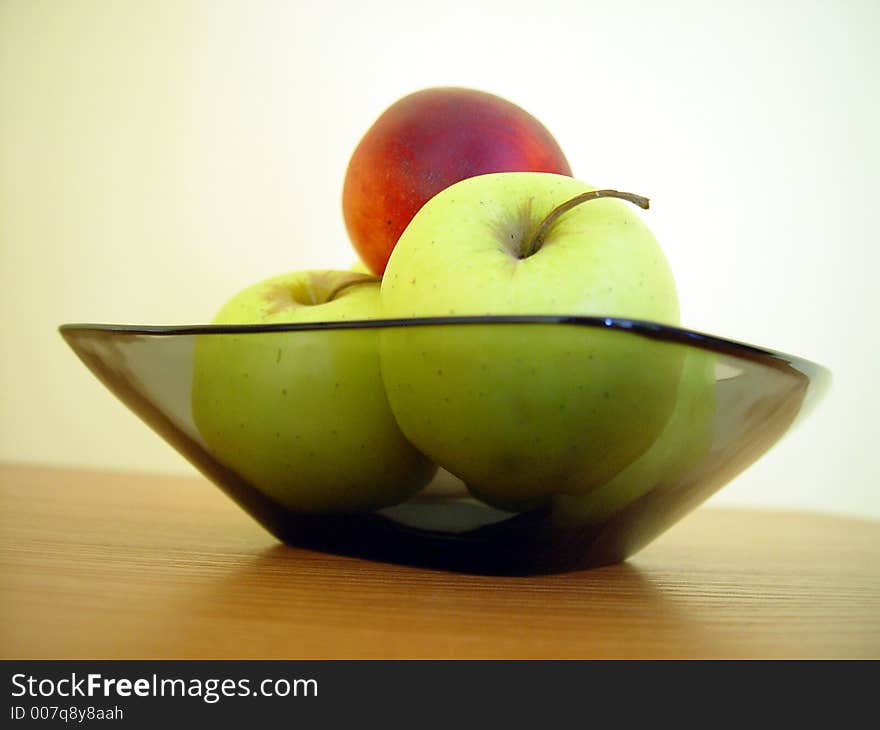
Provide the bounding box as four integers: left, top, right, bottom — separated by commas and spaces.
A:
60, 316, 829, 574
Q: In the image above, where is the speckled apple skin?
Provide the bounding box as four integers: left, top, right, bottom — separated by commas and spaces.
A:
380, 173, 683, 509
192, 271, 436, 513
551, 347, 718, 525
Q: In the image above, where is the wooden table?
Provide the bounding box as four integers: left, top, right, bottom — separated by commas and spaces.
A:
1, 463, 877, 659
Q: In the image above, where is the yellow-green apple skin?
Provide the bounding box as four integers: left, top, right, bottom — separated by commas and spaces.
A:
191, 270, 436, 513
551, 346, 718, 525
380, 172, 683, 510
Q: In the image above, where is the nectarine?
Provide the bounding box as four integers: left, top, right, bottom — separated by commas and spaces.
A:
342, 87, 572, 275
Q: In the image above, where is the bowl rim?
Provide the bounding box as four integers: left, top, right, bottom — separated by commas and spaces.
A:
59, 314, 830, 382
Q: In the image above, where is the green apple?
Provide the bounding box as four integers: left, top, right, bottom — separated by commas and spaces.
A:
551, 346, 717, 525
380, 172, 684, 509
191, 270, 436, 513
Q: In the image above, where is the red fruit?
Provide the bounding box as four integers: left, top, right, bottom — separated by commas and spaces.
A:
342, 87, 572, 275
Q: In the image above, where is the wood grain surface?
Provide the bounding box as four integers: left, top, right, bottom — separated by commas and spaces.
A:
1, 462, 877, 659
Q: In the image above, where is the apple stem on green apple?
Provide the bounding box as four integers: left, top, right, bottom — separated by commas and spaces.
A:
325, 273, 383, 303
522, 190, 651, 259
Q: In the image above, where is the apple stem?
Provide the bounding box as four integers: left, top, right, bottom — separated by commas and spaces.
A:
325, 273, 382, 302
522, 189, 650, 258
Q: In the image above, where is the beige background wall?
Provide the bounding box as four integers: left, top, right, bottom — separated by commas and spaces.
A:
1, 0, 877, 517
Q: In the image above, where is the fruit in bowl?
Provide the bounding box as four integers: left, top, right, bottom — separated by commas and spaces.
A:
57, 85, 830, 573
191, 269, 436, 513
61, 315, 823, 572
380, 171, 685, 510
342, 87, 572, 275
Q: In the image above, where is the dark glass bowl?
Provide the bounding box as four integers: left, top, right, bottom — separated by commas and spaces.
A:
60, 316, 829, 574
